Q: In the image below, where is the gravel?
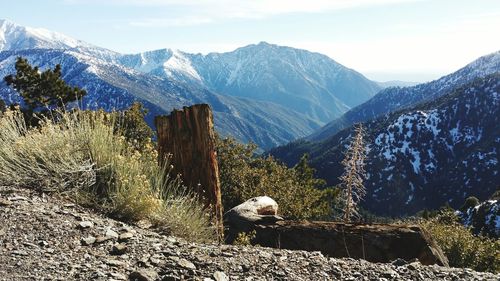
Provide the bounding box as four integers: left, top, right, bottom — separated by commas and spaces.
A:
1, 186, 499, 281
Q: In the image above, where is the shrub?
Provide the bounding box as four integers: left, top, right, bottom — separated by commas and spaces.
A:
233, 230, 257, 246
217, 137, 335, 219
460, 196, 480, 212
421, 210, 500, 273
0, 109, 214, 242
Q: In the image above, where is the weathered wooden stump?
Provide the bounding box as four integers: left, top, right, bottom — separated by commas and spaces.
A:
155, 104, 223, 240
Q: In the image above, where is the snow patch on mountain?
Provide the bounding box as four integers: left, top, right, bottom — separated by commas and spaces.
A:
163, 50, 201, 81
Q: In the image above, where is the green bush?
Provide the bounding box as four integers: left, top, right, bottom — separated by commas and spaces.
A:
421, 210, 500, 273
217, 137, 336, 219
0, 109, 214, 242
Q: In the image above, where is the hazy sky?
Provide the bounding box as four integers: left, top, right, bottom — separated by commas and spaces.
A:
2, 0, 499, 81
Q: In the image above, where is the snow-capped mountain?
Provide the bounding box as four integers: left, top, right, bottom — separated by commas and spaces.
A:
3, 20, 391, 148
309, 50, 500, 141
270, 74, 500, 216
0, 19, 118, 61
0, 48, 323, 149
119, 42, 382, 124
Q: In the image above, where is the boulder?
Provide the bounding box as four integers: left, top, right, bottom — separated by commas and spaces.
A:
224, 196, 283, 243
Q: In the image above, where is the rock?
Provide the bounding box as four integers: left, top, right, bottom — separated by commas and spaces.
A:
95, 236, 113, 243
407, 261, 422, 270
7, 195, 28, 201
392, 258, 408, 266
107, 272, 127, 280
136, 219, 152, 229
78, 221, 94, 229
11, 250, 29, 256
224, 196, 283, 243
178, 258, 197, 270
118, 232, 134, 242
105, 259, 126, 267
81, 236, 96, 246
213, 271, 229, 281
0, 198, 13, 206
129, 269, 158, 281
110, 243, 127, 255
106, 229, 119, 239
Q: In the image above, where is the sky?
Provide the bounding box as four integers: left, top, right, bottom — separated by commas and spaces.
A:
1, 0, 499, 82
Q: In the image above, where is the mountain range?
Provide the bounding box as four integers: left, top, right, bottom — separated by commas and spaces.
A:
309, 51, 500, 141
0, 19, 381, 149
270, 71, 500, 216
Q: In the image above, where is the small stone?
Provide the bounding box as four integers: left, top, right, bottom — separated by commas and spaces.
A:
7, 195, 28, 201
382, 269, 398, 278
118, 232, 134, 242
106, 229, 119, 239
78, 221, 94, 229
107, 272, 127, 280
11, 250, 29, 256
213, 271, 229, 281
129, 269, 158, 281
178, 258, 196, 270
391, 258, 407, 266
95, 236, 113, 243
105, 259, 126, 267
407, 261, 421, 270
110, 243, 127, 255
81, 236, 96, 246
149, 256, 161, 266
136, 219, 152, 229
0, 198, 13, 206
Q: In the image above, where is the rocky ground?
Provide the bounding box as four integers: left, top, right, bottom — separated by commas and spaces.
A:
1, 186, 499, 281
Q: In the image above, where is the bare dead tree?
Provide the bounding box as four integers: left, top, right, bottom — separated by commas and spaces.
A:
339, 124, 367, 223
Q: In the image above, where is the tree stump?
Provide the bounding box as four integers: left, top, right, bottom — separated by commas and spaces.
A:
155, 104, 223, 240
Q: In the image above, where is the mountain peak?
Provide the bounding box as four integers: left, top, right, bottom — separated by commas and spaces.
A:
0, 19, 118, 61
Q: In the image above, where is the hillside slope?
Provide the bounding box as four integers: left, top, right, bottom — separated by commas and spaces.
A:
309, 51, 500, 141
1, 186, 498, 280
0, 49, 321, 148
271, 74, 500, 216
2, 19, 359, 149
119, 42, 382, 124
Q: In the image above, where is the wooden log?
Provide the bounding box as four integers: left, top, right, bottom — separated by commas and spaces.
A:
249, 221, 449, 266
155, 104, 223, 240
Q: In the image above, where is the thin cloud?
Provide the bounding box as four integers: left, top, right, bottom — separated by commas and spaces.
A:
129, 17, 213, 27
65, 0, 425, 25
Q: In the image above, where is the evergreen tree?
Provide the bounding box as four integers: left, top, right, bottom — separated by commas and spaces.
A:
4, 57, 86, 112
293, 153, 327, 190
339, 124, 367, 222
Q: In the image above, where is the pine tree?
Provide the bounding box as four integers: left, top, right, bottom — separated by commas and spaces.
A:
339, 124, 367, 223
4, 57, 86, 112
293, 153, 327, 190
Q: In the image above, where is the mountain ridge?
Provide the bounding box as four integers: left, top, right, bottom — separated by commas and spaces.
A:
270, 73, 500, 216
0, 19, 381, 148
308, 50, 500, 141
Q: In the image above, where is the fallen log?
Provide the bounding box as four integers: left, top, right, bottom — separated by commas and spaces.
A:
224, 197, 448, 266
251, 220, 449, 266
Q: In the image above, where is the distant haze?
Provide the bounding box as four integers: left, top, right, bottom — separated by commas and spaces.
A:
1, 0, 499, 82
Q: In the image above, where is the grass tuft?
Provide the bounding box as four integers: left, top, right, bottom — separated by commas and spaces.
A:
0, 109, 215, 242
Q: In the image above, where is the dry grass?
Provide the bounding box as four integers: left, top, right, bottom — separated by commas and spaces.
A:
0, 109, 215, 242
